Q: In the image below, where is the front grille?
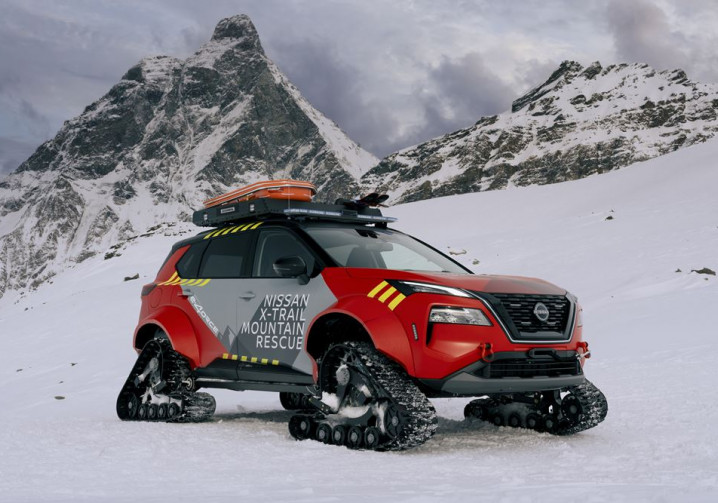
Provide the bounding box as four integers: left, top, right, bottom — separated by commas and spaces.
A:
488, 293, 572, 341
480, 358, 581, 379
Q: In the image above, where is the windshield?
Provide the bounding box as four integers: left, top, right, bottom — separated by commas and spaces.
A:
304, 226, 470, 274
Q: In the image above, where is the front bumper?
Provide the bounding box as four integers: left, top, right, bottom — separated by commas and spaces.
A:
418, 350, 586, 397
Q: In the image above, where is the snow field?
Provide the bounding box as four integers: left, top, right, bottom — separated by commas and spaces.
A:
1, 140, 718, 502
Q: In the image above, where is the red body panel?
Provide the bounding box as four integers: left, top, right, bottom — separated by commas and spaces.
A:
134, 237, 586, 381
321, 267, 584, 380
134, 246, 228, 369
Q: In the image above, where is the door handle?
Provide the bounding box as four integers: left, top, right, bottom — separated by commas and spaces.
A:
239, 291, 256, 300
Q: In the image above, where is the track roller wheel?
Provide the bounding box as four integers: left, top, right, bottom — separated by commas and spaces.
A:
315, 423, 333, 444
346, 425, 364, 449
117, 392, 138, 420
280, 392, 310, 410
561, 395, 581, 423
508, 413, 522, 428
525, 412, 542, 431
157, 403, 168, 420
464, 401, 486, 420
382, 403, 403, 438
147, 404, 158, 420
364, 426, 381, 449
167, 402, 181, 419
543, 414, 558, 433
137, 404, 148, 420
288, 415, 313, 440
331, 425, 347, 445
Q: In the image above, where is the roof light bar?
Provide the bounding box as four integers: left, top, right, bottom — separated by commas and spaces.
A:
283, 208, 397, 223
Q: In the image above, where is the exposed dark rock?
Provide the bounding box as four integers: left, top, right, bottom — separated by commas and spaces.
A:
363, 61, 718, 204
0, 14, 375, 299
691, 267, 716, 275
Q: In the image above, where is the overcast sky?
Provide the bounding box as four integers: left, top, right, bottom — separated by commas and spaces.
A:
1, 0, 717, 175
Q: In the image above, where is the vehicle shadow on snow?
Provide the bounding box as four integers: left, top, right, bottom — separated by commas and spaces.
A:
209, 408, 568, 453
407, 416, 570, 454
212, 408, 294, 426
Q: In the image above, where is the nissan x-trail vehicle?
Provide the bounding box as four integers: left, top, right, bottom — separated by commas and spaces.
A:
117, 180, 607, 451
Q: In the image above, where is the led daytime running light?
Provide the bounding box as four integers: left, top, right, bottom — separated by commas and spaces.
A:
398, 281, 471, 298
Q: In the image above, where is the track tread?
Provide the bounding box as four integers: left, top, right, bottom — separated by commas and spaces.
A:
556, 379, 608, 435
341, 342, 437, 451
117, 338, 215, 423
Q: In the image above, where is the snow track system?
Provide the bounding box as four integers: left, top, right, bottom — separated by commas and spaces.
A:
288, 342, 438, 451
116, 339, 216, 423
463, 379, 608, 435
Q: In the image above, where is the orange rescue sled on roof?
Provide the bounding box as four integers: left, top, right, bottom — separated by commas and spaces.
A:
202, 179, 317, 208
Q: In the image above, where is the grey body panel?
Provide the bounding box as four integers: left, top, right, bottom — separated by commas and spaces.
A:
183, 275, 337, 376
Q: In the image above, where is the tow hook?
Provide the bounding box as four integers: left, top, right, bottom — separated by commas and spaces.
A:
577, 341, 591, 359
478, 343, 493, 361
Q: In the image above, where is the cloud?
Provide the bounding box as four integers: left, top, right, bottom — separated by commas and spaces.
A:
606, 0, 687, 70
409, 53, 515, 144
0, 137, 38, 176
0, 0, 716, 174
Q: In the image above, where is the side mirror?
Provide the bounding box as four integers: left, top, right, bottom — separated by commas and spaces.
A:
273, 256, 310, 285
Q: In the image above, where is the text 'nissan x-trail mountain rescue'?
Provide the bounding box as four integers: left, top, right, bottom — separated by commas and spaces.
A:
116, 179, 607, 451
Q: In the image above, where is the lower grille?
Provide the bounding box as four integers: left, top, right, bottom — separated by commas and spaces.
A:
480, 359, 581, 379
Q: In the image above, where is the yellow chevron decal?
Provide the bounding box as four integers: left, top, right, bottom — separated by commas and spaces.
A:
378, 286, 397, 303
367, 281, 407, 311
160, 274, 211, 287
160, 272, 179, 285
388, 293, 406, 311
204, 222, 263, 238
367, 281, 388, 298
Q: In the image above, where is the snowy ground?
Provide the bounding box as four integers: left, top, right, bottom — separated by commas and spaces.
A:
1, 140, 717, 502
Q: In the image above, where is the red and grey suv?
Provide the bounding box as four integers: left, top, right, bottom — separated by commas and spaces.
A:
117, 197, 607, 450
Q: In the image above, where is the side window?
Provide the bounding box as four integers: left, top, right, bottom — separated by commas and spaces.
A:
253, 228, 315, 278
175, 241, 209, 278
199, 233, 252, 278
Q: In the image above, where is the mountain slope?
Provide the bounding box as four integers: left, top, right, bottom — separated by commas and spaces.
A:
363, 61, 718, 203
0, 15, 377, 299
1, 139, 716, 501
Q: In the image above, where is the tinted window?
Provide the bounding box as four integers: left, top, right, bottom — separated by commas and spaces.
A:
253, 229, 315, 277
199, 234, 252, 278
305, 226, 469, 274
176, 241, 208, 278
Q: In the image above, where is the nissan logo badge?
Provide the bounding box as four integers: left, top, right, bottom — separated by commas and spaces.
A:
533, 302, 550, 322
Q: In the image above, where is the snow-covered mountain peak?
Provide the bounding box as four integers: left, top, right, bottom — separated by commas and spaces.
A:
0, 14, 378, 299
211, 14, 261, 45
362, 60, 718, 203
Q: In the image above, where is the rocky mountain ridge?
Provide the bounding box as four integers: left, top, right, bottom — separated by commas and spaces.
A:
0, 15, 377, 298
361, 61, 718, 202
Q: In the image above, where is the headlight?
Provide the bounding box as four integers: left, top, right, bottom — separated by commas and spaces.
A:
577, 308, 583, 327
395, 280, 472, 298
429, 306, 492, 326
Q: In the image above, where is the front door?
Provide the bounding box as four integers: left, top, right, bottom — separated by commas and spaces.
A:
232, 226, 336, 377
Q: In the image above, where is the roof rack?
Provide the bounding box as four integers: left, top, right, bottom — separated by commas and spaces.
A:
192, 198, 397, 228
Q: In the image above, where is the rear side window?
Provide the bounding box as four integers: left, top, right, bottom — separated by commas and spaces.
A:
175, 241, 209, 278
199, 234, 253, 278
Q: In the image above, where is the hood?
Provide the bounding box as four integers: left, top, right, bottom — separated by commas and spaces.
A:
345, 269, 566, 296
